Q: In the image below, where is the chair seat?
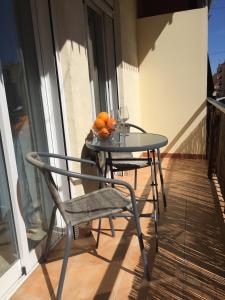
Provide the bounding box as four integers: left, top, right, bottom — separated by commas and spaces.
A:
60, 187, 131, 226
112, 160, 151, 171
109, 151, 152, 171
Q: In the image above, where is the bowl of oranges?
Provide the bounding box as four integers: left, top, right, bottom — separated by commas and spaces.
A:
92, 111, 117, 139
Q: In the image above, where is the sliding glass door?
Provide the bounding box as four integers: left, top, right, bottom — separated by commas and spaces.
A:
0, 0, 67, 297
0, 0, 51, 251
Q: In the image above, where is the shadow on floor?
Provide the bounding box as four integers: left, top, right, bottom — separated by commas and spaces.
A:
129, 159, 225, 300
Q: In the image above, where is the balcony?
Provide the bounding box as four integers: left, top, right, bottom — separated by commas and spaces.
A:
11, 152, 225, 299
1, 0, 225, 299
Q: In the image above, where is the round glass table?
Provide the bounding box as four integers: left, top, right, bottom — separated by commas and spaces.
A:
86, 131, 168, 207
86, 132, 168, 153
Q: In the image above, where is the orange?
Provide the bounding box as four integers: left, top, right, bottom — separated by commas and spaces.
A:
106, 117, 117, 132
97, 111, 109, 123
93, 118, 105, 130
98, 127, 110, 138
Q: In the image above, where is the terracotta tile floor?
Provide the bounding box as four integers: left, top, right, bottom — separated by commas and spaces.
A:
11, 158, 225, 300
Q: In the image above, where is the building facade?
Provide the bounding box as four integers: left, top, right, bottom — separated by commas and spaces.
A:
213, 62, 225, 98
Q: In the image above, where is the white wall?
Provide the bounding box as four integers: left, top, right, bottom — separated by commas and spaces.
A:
115, 0, 141, 126
137, 8, 208, 155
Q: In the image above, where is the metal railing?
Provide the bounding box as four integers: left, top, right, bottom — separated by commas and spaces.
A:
207, 97, 225, 210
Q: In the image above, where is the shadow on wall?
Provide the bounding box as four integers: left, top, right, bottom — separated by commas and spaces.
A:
49, 1, 205, 156
164, 101, 206, 155
137, 13, 173, 66
175, 117, 206, 155
69, 130, 100, 194
50, 0, 173, 71
52, 0, 87, 54
80, 131, 99, 194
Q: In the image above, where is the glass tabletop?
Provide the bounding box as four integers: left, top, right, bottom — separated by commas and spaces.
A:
86, 132, 168, 152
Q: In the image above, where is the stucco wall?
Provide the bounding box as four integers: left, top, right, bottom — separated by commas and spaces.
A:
53, 0, 95, 195
137, 8, 208, 155
52, 0, 142, 196
116, 0, 140, 125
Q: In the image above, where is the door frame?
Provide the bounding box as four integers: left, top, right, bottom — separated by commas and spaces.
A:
0, 61, 26, 299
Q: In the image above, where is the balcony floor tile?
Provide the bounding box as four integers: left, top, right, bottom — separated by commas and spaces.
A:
11, 158, 225, 300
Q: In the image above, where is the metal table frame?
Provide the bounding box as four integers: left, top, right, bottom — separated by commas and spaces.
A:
86, 131, 168, 242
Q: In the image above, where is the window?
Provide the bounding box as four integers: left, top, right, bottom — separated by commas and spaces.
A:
86, 1, 118, 115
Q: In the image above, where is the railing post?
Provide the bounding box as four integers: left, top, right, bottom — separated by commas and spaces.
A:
207, 101, 215, 179
206, 97, 225, 213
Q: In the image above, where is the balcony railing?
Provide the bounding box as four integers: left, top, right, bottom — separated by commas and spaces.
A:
207, 97, 225, 212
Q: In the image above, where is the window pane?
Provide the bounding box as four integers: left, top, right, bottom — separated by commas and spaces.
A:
87, 7, 108, 113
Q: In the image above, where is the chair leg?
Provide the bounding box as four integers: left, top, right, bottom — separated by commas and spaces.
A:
96, 218, 102, 248
132, 208, 150, 280
44, 205, 57, 261
104, 159, 108, 178
134, 169, 137, 190
107, 152, 115, 188
157, 149, 167, 208
109, 215, 115, 237
56, 224, 73, 300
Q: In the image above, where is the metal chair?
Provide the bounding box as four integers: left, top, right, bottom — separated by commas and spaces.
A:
26, 152, 156, 300
104, 123, 167, 208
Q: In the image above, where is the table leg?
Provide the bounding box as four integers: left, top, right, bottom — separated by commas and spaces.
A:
152, 149, 159, 214
108, 152, 115, 186
150, 162, 159, 252
157, 148, 167, 208
151, 150, 159, 214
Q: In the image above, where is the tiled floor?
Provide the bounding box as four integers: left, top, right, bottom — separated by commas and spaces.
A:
11, 158, 225, 300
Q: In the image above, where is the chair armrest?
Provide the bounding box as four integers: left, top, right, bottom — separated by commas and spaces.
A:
26, 152, 133, 191
27, 152, 97, 167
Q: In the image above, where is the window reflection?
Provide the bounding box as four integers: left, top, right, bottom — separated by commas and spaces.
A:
0, 0, 51, 250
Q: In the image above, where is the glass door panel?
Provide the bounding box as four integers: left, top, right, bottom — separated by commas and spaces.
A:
0, 0, 51, 250
0, 135, 19, 277
104, 14, 118, 113
87, 6, 108, 113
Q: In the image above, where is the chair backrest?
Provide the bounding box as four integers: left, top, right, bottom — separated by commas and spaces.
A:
111, 123, 148, 159
26, 152, 106, 221
125, 123, 146, 133
26, 152, 137, 220
25, 152, 67, 219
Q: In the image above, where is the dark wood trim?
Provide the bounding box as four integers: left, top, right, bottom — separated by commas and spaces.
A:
137, 0, 207, 18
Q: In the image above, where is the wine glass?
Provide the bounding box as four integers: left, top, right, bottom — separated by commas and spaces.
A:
118, 106, 129, 134
118, 106, 129, 122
